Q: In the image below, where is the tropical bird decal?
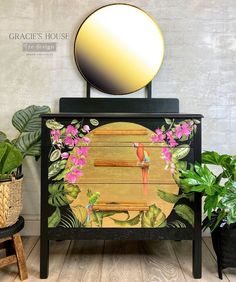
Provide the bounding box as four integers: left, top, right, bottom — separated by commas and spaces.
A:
133, 143, 150, 195
86, 190, 100, 223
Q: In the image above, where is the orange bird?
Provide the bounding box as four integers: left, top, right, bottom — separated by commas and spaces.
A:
133, 143, 150, 195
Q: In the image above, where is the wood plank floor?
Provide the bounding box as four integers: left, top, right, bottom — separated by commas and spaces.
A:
0, 237, 236, 281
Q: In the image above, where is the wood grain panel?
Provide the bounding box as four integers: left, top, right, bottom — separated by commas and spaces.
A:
93, 129, 148, 135
70, 183, 178, 226
58, 240, 104, 282
140, 240, 186, 281
172, 239, 229, 281
73, 146, 180, 184
101, 240, 143, 282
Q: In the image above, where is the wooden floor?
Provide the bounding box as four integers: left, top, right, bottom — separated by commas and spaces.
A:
0, 237, 236, 281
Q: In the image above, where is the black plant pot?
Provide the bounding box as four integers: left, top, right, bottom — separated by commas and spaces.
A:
211, 224, 236, 279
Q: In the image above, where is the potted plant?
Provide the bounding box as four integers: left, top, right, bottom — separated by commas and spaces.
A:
0, 105, 50, 228
179, 151, 236, 279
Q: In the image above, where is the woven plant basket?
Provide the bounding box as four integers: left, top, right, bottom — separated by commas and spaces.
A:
0, 178, 23, 228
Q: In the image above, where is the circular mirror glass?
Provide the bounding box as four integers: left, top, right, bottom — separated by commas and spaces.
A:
74, 4, 164, 95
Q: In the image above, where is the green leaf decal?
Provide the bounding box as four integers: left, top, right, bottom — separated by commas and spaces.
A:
164, 118, 172, 125
48, 207, 61, 227
50, 149, 61, 161
12, 105, 50, 132
60, 209, 80, 228
157, 190, 181, 203
71, 205, 87, 225
174, 204, 194, 227
111, 213, 140, 226
167, 220, 186, 228
48, 160, 67, 179
91, 211, 129, 227
13, 130, 41, 157
141, 204, 166, 228
172, 145, 190, 161
48, 182, 72, 207
46, 119, 64, 130
90, 119, 99, 126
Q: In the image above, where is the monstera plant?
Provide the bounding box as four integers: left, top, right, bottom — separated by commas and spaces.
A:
0, 105, 51, 180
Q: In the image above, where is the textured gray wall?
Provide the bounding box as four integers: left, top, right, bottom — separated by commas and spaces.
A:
0, 0, 235, 234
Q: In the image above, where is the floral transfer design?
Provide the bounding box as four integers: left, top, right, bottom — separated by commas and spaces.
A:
46, 118, 200, 229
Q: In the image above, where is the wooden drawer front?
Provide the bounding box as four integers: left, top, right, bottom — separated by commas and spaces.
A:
45, 116, 199, 230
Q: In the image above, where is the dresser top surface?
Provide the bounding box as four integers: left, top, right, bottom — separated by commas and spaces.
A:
41, 113, 203, 118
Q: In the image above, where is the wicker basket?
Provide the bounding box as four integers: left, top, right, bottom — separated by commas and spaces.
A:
0, 178, 23, 228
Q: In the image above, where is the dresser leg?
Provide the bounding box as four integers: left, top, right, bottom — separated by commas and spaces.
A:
40, 238, 49, 279
192, 238, 202, 278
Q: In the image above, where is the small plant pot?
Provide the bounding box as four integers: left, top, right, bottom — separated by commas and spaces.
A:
211, 224, 236, 279
0, 177, 23, 228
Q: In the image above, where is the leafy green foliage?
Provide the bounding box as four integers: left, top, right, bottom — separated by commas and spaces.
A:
91, 211, 128, 227
172, 145, 190, 161
141, 204, 166, 228
48, 207, 61, 227
48, 182, 78, 207
0, 131, 7, 143
174, 204, 194, 227
0, 142, 23, 179
157, 190, 182, 203
180, 151, 236, 230
48, 160, 67, 179
59, 209, 80, 228
110, 213, 141, 226
0, 105, 51, 179
12, 105, 50, 132
157, 189, 194, 204
167, 220, 186, 228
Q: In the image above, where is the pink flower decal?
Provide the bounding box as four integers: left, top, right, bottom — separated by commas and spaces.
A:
83, 125, 90, 133
61, 152, 69, 159
181, 123, 191, 137
70, 156, 86, 167
162, 148, 172, 163
74, 137, 81, 145
71, 167, 83, 177
51, 130, 61, 142
151, 128, 166, 142
169, 138, 178, 147
82, 137, 91, 144
166, 130, 173, 139
66, 125, 78, 136
65, 167, 83, 183
175, 125, 182, 139
64, 136, 74, 147
65, 172, 77, 183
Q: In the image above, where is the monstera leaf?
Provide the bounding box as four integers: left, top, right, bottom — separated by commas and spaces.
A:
48, 183, 73, 207
141, 204, 166, 228
12, 105, 50, 132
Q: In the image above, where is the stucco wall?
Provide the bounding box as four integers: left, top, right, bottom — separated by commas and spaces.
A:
0, 0, 235, 235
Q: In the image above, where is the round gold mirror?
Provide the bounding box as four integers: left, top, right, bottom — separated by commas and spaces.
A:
74, 4, 164, 95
